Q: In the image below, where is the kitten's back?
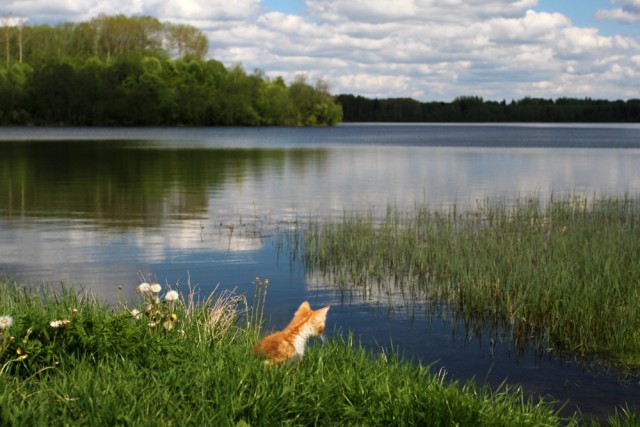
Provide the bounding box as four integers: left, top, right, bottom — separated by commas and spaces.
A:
253, 301, 329, 364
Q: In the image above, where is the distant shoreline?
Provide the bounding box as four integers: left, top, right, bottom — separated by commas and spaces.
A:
336, 94, 640, 123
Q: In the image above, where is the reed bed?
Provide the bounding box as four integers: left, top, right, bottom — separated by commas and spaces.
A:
0, 280, 584, 426
301, 195, 640, 370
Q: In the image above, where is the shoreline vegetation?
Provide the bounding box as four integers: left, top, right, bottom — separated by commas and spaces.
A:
0, 280, 633, 427
1, 195, 640, 424
337, 94, 640, 123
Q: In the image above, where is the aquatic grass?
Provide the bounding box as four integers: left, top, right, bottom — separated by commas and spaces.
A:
300, 195, 640, 370
0, 279, 587, 426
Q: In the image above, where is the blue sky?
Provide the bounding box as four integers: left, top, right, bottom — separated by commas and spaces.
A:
263, 0, 306, 15
2, 0, 639, 101
537, 0, 609, 25
536, 0, 636, 35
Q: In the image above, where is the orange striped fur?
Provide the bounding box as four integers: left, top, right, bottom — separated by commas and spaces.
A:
253, 301, 330, 365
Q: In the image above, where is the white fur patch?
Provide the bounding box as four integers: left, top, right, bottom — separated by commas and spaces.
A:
293, 322, 318, 357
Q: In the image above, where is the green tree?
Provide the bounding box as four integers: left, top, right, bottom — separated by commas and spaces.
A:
91, 14, 164, 62
30, 59, 78, 124
0, 62, 32, 124
165, 23, 208, 59
73, 57, 108, 124
258, 77, 297, 125
212, 65, 261, 125
168, 58, 214, 124
288, 74, 318, 125
288, 75, 342, 126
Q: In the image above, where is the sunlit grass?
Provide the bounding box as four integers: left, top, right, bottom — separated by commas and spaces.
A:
0, 279, 590, 426
300, 195, 640, 371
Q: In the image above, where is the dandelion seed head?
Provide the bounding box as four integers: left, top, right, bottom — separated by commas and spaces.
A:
50, 319, 70, 328
0, 315, 14, 330
137, 282, 151, 293
150, 283, 162, 293
130, 309, 140, 318
165, 290, 179, 302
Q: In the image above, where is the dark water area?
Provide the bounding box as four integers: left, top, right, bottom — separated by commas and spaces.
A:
1, 124, 640, 420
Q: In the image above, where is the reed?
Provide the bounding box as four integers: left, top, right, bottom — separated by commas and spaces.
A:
300, 195, 640, 370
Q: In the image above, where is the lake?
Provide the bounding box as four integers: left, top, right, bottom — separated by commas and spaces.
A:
1, 123, 640, 419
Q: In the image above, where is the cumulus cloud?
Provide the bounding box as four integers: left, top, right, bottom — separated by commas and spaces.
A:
596, 0, 640, 23
0, 0, 261, 24
305, 0, 539, 24
209, 1, 640, 100
1, 0, 639, 100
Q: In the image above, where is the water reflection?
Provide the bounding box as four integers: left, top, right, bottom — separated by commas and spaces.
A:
2, 126, 640, 296
0, 140, 330, 225
305, 270, 429, 315
2, 127, 640, 299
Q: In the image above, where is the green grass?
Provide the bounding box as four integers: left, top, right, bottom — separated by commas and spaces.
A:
0, 280, 586, 426
299, 195, 640, 371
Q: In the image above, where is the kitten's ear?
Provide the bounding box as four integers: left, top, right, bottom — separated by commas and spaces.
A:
295, 301, 311, 317
315, 305, 330, 319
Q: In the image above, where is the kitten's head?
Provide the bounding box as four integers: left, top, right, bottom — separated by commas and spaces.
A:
295, 301, 330, 336
310, 305, 330, 336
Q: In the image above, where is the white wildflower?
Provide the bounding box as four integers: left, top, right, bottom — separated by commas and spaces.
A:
150, 283, 162, 293
163, 320, 174, 331
137, 282, 151, 293
130, 309, 141, 318
0, 315, 13, 331
165, 290, 179, 302
50, 319, 70, 328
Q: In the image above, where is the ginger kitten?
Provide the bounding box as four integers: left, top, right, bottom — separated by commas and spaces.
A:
253, 301, 330, 365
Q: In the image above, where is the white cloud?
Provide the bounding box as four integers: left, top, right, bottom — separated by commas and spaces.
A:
596, 0, 640, 23
485, 10, 571, 43
152, 0, 261, 22
305, 0, 539, 24
1, 0, 639, 100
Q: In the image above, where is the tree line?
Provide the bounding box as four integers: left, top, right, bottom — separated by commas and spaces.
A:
0, 14, 342, 126
336, 95, 640, 123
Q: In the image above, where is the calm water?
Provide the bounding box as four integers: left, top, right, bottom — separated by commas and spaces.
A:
2, 124, 640, 419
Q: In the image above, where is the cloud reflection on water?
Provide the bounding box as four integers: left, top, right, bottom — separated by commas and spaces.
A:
1, 125, 640, 296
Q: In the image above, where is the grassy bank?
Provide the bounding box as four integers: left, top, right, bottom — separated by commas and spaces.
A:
0, 280, 585, 426
301, 195, 640, 371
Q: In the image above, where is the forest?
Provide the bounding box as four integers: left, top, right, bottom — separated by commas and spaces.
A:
0, 15, 343, 126
336, 94, 640, 122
